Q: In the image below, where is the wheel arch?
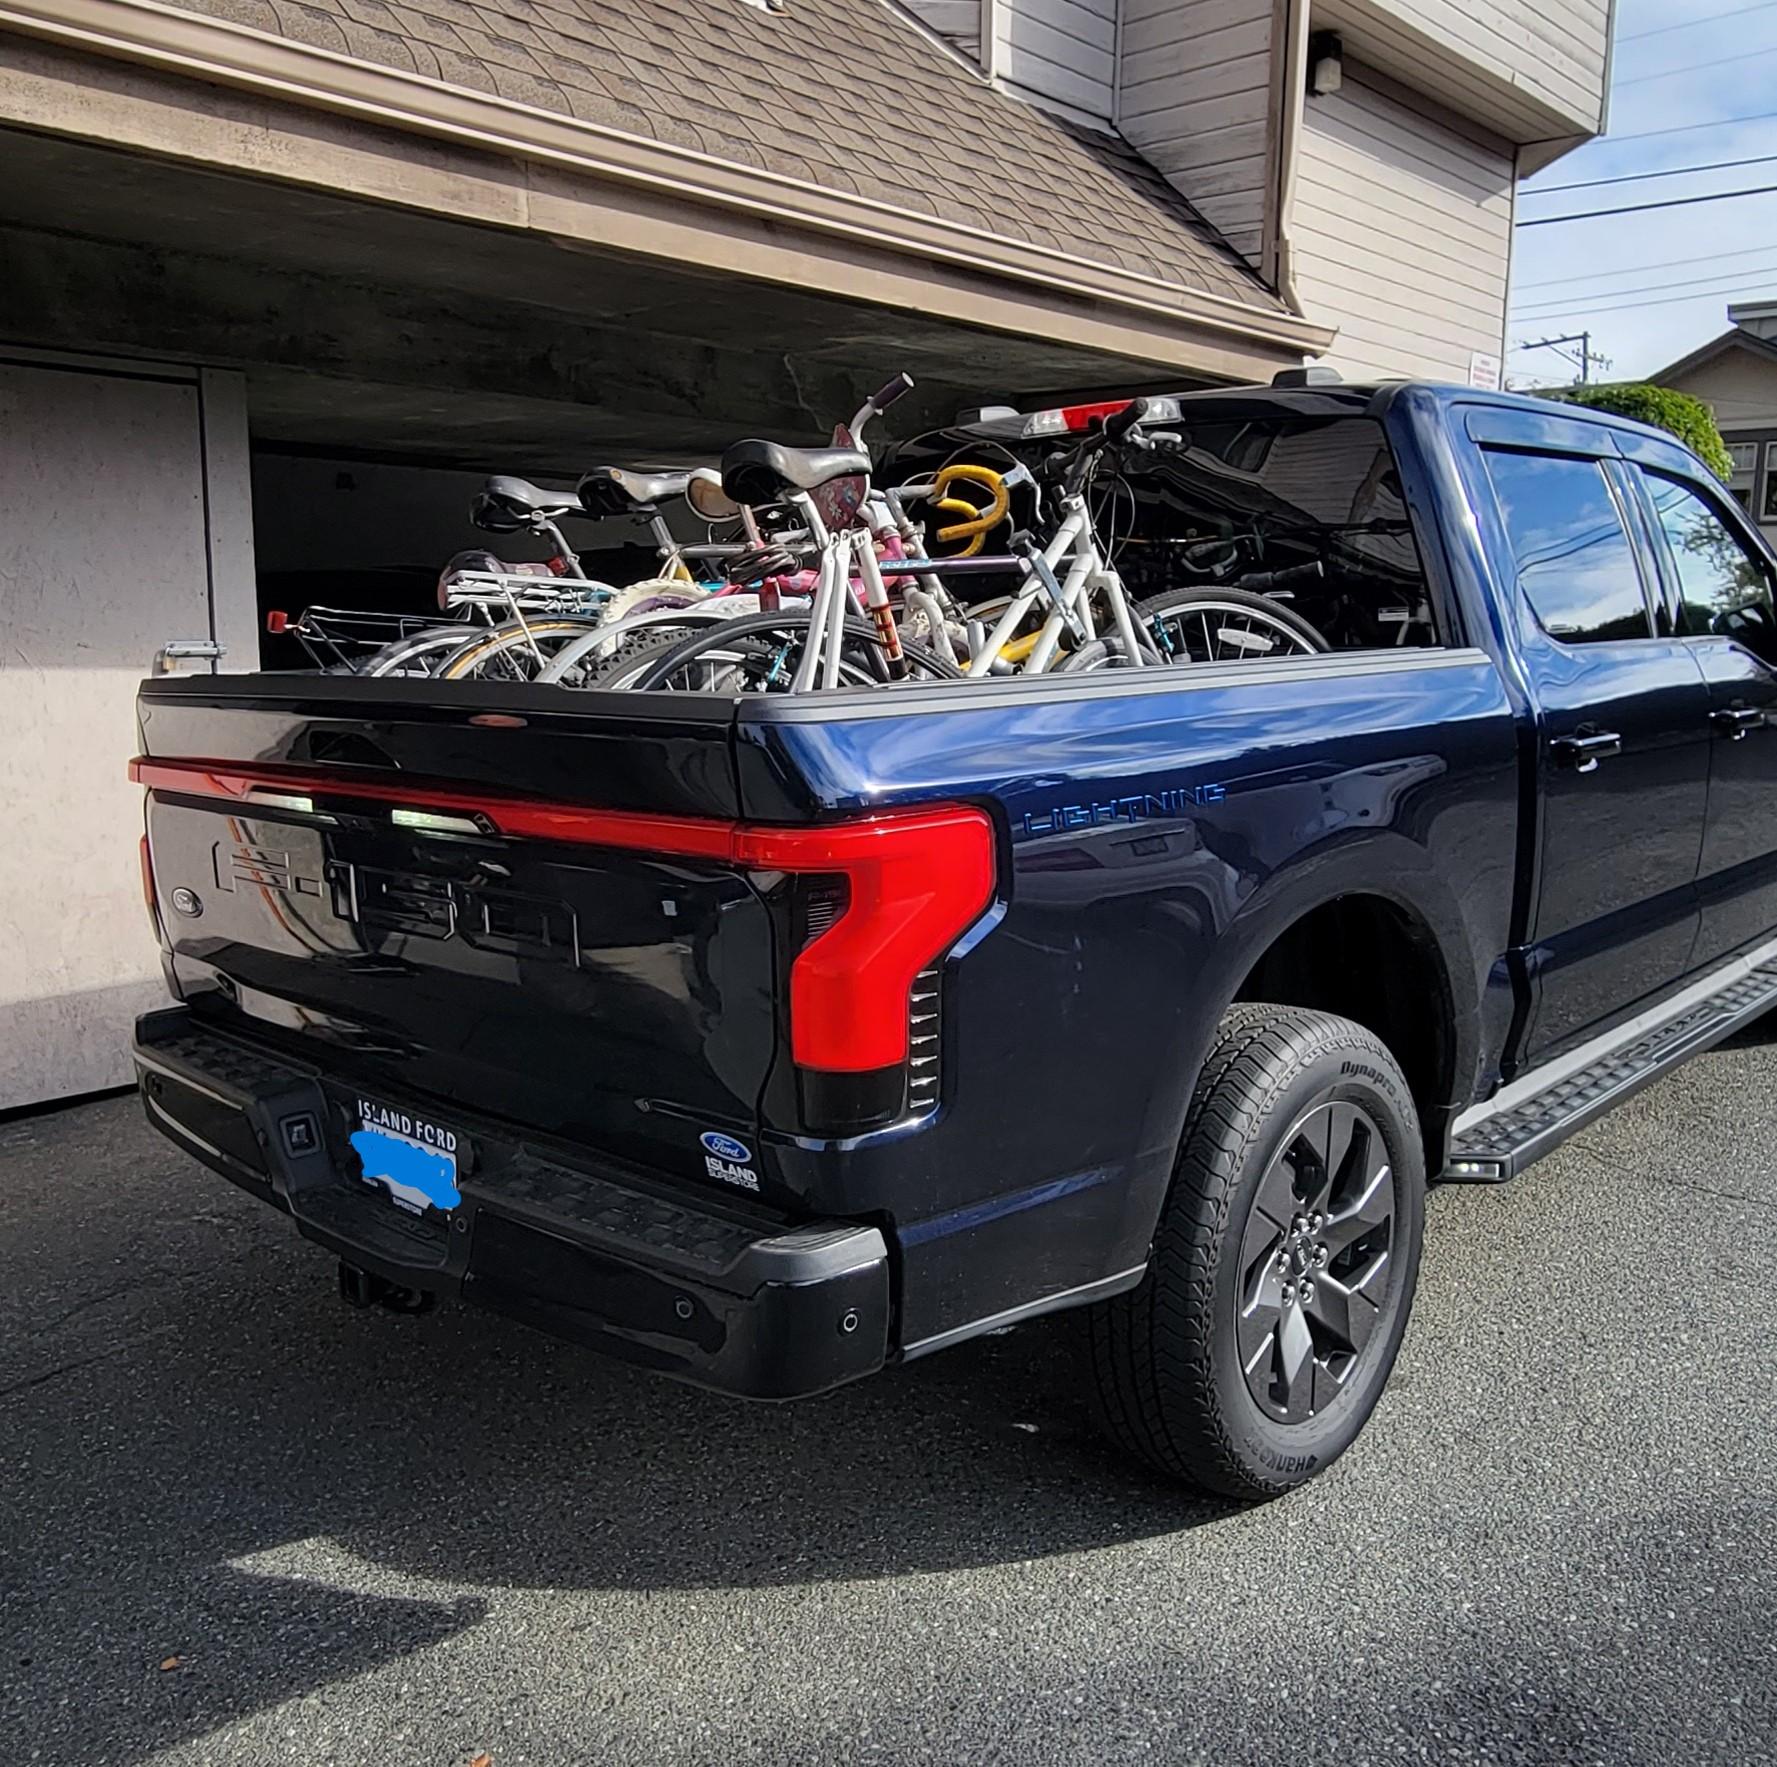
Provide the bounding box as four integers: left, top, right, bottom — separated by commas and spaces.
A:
1229, 892, 1459, 1173
1161, 840, 1479, 1189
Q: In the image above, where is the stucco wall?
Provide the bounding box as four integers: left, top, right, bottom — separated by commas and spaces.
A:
0, 350, 255, 1108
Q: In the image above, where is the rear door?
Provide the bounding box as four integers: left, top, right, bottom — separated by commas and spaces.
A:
1630, 461, 1777, 969
1467, 416, 1712, 1065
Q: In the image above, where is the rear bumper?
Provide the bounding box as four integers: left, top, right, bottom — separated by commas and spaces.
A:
132, 1007, 890, 1399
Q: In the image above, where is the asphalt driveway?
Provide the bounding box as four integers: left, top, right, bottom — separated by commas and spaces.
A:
3, 1028, 1775, 1766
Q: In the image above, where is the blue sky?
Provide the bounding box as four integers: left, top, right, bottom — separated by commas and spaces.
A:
1507, 0, 1777, 385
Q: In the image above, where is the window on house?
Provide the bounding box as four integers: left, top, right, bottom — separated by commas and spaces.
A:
1482, 449, 1652, 644
1641, 470, 1777, 664
1728, 441, 1758, 481
1763, 443, 1777, 522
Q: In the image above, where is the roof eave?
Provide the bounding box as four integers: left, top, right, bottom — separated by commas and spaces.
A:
1651, 328, 1777, 387
0, 0, 1334, 369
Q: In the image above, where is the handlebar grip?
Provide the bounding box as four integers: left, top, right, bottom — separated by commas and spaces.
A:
1239, 560, 1326, 593
871, 372, 914, 412
1102, 397, 1149, 441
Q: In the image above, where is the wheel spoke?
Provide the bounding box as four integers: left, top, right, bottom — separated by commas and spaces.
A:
1253, 1147, 1302, 1233
1303, 1269, 1382, 1357
1309, 1103, 1360, 1213
1324, 1161, 1393, 1256
1237, 1272, 1283, 1374
1274, 1299, 1315, 1415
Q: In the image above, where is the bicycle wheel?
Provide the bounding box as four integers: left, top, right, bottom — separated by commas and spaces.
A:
436, 618, 605, 684
1138, 588, 1328, 665
536, 597, 777, 687
361, 625, 480, 677
625, 610, 962, 694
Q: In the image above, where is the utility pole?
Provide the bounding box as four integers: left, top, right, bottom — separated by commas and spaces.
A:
1514, 331, 1611, 386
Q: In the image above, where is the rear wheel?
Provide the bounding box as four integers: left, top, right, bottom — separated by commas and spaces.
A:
1088, 1004, 1424, 1499
1138, 587, 1328, 664
436, 617, 604, 683
361, 625, 478, 677
626, 610, 962, 693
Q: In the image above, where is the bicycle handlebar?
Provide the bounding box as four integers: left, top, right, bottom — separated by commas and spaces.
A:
871, 372, 914, 412
850, 372, 915, 441
1102, 397, 1149, 442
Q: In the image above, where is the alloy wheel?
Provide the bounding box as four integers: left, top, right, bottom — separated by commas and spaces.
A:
1235, 1100, 1396, 1423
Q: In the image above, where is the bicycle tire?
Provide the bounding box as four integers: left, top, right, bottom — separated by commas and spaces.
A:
625, 609, 962, 694
1137, 587, 1328, 664
436, 617, 605, 683
361, 625, 482, 677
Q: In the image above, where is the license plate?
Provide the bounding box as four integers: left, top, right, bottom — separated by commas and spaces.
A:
349, 1099, 462, 1215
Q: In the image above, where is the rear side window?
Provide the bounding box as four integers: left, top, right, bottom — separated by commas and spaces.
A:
1640, 470, 1777, 665
1482, 449, 1652, 645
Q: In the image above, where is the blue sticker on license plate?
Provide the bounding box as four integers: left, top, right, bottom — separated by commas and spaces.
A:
350, 1101, 461, 1214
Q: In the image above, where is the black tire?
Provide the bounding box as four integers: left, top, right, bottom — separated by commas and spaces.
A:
1088, 1003, 1424, 1499
626, 609, 963, 693
1052, 628, 1162, 672
1137, 587, 1329, 663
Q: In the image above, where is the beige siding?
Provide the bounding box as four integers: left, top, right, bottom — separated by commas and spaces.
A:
996, 0, 1120, 123
1291, 64, 1513, 382
903, 0, 982, 63
1116, 0, 1275, 261
1663, 349, 1777, 435
1315, 0, 1611, 139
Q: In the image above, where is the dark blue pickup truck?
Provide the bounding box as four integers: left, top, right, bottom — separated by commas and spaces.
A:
131, 382, 1777, 1499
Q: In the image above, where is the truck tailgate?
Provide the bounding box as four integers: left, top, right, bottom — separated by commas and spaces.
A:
135, 675, 773, 1178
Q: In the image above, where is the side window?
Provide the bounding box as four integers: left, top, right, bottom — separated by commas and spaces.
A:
1481, 449, 1652, 645
1641, 470, 1777, 666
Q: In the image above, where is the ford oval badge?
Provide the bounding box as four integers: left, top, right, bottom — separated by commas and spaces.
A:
700, 1131, 752, 1164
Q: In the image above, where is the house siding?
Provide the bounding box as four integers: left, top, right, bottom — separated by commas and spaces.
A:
1291, 63, 1513, 382
1314, 0, 1611, 138
1116, 0, 1275, 262
903, 0, 983, 62
996, 0, 1120, 123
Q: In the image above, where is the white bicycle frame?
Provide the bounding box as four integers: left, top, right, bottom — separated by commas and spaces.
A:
964, 491, 1145, 677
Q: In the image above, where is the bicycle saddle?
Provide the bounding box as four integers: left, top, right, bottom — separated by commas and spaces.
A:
576, 465, 692, 518
721, 439, 871, 505
471, 475, 582, 533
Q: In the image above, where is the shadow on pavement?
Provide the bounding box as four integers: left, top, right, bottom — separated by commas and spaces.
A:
0, 1097, 1228, 1763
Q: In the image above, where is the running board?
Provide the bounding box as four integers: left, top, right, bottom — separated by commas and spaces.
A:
1442, 946, 1777, 1183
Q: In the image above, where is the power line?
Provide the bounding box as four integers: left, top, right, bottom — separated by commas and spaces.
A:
1514, 258, 1777, 314
1518, 180, 1777, 226
1525, 152, 1777, 196
1511, 276, 1777, 322
1605, 106, 1777, 146
1617, 43, 1777, 86
1516, 242, 1777, 290
1620, 1, 1777, 42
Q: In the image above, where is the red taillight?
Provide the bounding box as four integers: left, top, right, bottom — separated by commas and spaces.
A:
129, 759, 997, 1073
736, 809, 994, 1072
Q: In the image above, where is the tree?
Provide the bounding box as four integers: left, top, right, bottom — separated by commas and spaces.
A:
1548, 383, 1735, 482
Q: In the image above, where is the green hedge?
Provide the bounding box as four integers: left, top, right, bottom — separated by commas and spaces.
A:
1549, 383, 1735, 482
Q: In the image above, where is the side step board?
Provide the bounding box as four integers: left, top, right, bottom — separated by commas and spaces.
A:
1443, 948, 1777, 1183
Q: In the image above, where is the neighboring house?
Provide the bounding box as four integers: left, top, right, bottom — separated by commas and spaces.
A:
1655, 302, 1777, 543
0, 0, 1614, 1107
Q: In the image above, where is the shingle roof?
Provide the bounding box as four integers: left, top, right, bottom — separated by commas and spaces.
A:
162, 0, 1285, 313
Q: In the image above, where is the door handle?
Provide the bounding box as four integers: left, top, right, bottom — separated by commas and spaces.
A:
1551, 729, 1623, 773
1710, 704, 1765, 740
